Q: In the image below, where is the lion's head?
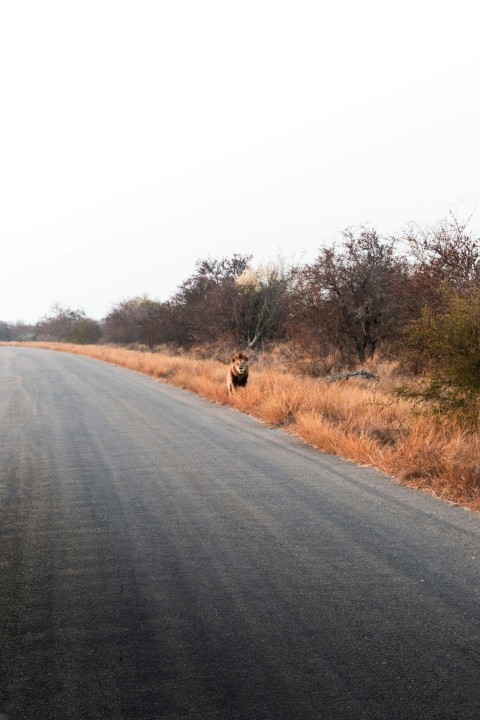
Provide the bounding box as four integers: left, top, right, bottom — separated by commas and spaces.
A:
231, 352, 249, 377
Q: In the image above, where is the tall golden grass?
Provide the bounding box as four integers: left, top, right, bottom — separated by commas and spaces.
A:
7, 342, 480, 510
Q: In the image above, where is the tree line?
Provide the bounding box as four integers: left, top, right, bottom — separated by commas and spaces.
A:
2, 214, 480, 387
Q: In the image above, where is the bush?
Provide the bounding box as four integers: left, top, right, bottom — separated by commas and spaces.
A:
402, 288, 480, 424
36, 305, 101, 344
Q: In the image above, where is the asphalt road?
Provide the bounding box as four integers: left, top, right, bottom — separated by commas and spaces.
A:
1, 347, 480, 720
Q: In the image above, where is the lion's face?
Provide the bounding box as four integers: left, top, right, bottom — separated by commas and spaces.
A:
232, 353, 248, 376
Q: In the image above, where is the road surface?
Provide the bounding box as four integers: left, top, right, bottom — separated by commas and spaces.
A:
1, 346, 479, 719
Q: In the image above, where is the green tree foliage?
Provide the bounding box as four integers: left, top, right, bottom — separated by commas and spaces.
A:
403, 288, 480, 424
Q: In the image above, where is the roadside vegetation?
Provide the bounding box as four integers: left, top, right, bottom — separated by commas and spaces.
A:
7, 341, 479, 511
2, 213, 480, 509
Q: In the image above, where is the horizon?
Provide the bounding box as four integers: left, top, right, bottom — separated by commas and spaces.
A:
1, 0, 479, 324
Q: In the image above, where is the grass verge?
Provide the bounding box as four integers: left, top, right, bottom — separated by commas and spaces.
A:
5, 342, 480, 511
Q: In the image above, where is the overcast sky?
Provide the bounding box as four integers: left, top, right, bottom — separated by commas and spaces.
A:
1, 0, 479, 323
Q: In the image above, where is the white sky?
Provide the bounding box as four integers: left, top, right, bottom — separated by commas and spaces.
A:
1, 0, 479, 323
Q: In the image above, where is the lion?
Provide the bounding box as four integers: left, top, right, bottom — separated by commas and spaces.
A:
227, 352, 249, 394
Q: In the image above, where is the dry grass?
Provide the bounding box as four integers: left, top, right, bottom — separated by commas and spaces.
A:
6, 342, 480, 511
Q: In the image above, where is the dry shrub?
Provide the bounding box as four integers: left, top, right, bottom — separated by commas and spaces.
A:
387, 417, 480, 507
8, 342, 480, 510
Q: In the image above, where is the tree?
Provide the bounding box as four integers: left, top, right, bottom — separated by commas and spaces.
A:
36, 305, 101, 344
133, 297, 178, 351
170, 254, 293, 349
102, 296, 183, 350
7, 322, 37, 341
172, 254, 252, 344
402, 213, 480, 313
292, 227, 406, 363
68, 317, 102, 344
102, 299, 140, 345
233, 259, 293, 348
0, 321, 11, 341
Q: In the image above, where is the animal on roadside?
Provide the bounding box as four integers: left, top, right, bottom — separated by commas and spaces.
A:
226, 352, 249, 394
